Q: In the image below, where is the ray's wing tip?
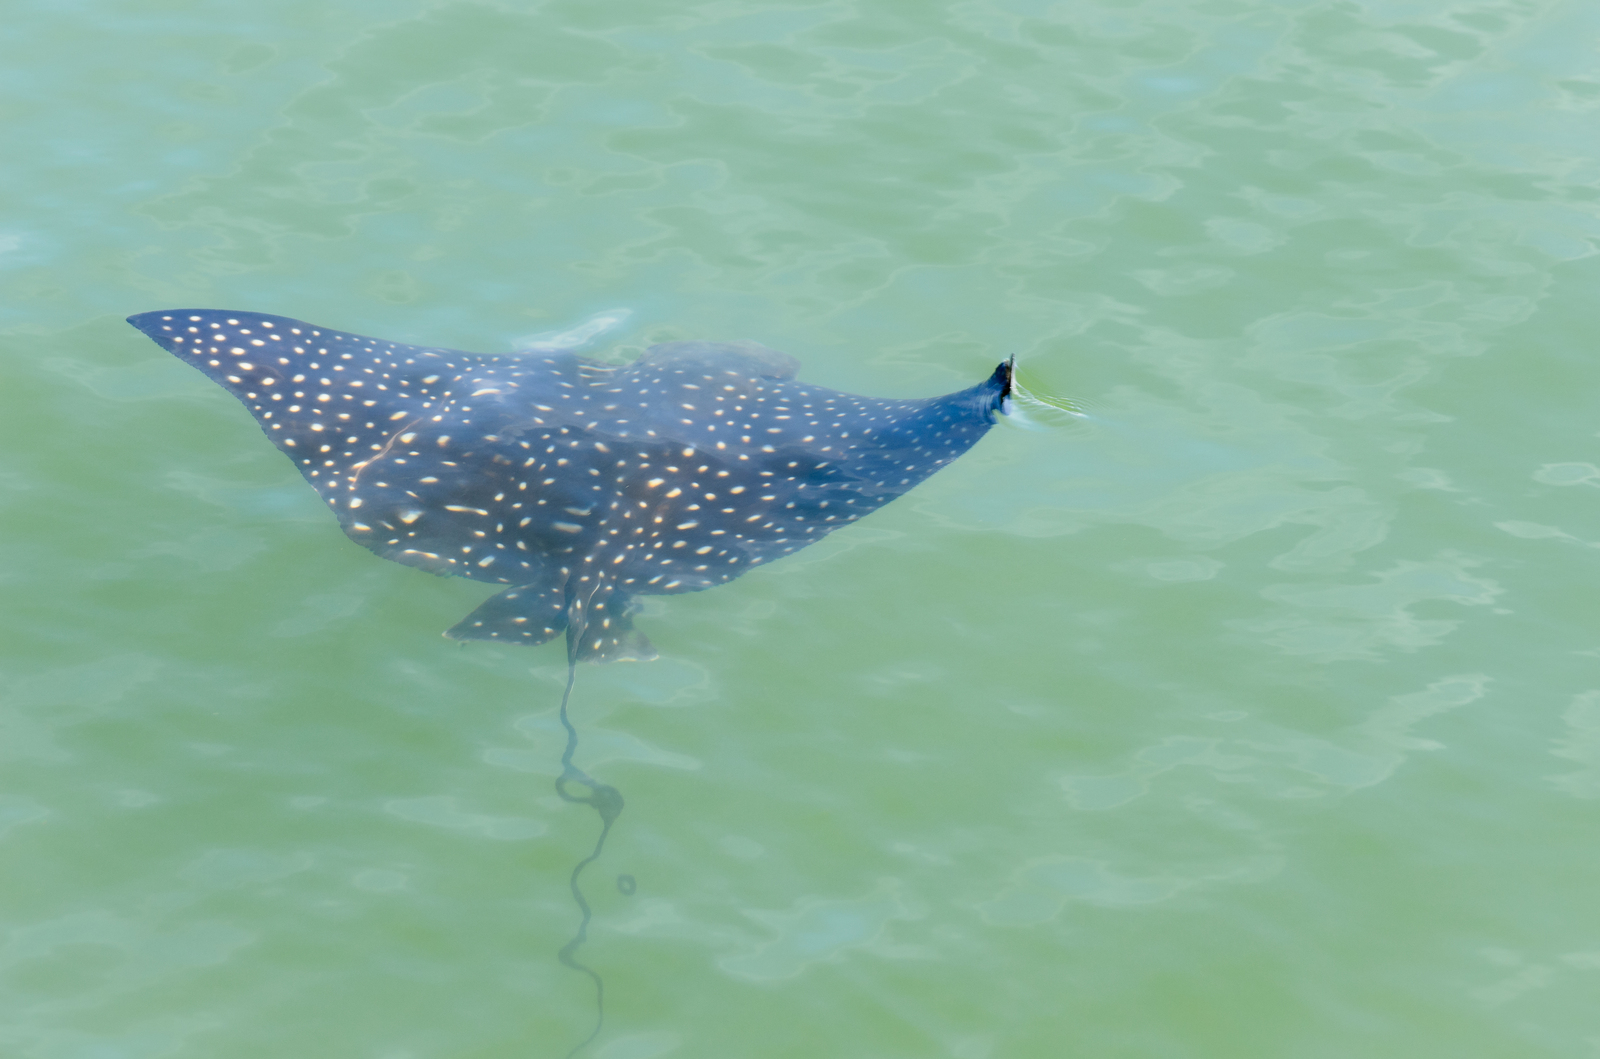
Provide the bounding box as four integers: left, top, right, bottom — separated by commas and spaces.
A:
129, 308, 207, 320
126, 308, 174, 333
128, 308, 282, 324
126, 308, 242, 337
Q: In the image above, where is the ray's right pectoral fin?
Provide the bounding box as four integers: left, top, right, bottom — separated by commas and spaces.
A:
445, 582, 569, 645
567, 585, 657, 664
579, 614, 656, 664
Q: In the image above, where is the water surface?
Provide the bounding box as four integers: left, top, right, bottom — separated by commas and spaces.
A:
5, 1, 1600, 1056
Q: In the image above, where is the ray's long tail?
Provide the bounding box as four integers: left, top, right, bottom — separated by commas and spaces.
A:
552, 658, 623, 1058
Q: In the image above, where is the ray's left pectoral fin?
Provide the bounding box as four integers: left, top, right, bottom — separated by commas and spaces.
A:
566, 581, 657, 664
445, 582, 568, 645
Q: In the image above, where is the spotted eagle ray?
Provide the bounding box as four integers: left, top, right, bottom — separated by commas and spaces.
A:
129, 307, 1012, 1055
128, 310, 1013, 659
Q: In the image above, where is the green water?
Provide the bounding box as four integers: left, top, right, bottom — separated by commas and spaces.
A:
6, 1, 1600, 1056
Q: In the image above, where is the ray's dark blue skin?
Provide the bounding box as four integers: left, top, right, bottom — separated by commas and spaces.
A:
128, 310, 1013, 662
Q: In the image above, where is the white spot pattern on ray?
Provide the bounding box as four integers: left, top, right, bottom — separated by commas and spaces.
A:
130, 310, 1012, 662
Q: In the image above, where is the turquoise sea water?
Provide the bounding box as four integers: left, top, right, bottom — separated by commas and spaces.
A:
6, 1, 1600, 1056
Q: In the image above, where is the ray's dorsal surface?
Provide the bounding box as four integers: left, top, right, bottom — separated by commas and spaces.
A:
128, 309, 1013, 662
